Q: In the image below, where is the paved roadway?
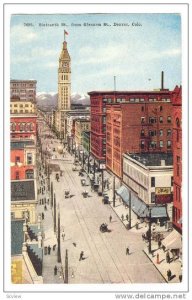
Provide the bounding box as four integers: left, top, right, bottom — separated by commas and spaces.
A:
39, 126, 165, 284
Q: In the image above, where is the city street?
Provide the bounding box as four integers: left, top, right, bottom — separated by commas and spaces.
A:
38, 123, 165, 284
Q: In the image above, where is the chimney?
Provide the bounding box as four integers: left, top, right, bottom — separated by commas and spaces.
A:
161, 71, 164, 90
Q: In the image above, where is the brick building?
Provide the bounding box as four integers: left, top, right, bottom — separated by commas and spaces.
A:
10, 80, 37, 103
172, 86, 182, 233
106, 97, 173, 178
10, 98, 36, 114
88, 89, 173, 175
10, 114, 37, 140
10, 140, 36, 180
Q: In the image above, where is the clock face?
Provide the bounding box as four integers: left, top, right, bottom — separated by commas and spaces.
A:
63, 62, 67, 67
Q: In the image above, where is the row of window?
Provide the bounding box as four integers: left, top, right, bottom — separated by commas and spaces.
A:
15, 169, 34, 180
141, 129, 172, 137
141, 116, 172, 124
140, 140, 172, 149
11, 109, 34, 114
15, 153, 33, 165
11, 103, 33, 108
103, 97, 171, 103
11, 122, 34, 132
151, 176, 173, 187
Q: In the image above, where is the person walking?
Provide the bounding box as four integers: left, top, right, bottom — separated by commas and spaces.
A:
121, 214, 124, 221
126, 247, 130, 255
158, 239, 161, 249
54, 265, 57, 275
166, 251, 171, 264
62, 233, 65, 241
79, 251, 84, 261
126, 214, 129, 222
109, 215, 112, 223
41, 212, 44, 220
167, 269, 172, 281
48, 245, 51, 255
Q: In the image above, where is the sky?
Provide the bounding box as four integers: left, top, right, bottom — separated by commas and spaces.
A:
10, 13, 181, 95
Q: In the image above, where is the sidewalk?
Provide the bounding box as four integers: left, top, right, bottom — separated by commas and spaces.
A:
36, 150, 64, 284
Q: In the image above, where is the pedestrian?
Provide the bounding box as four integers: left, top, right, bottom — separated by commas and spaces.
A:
109, 215, 112, 223
44, 197, 46, 204
126, 247, 130, 255
47, 198, 49, 205
41, 212, 44, 220
126, 214, 129, 222
48, 245, 51, 255
166, 251, 170, 264
44, 246, 47, 255
54, 265, 57, 275
53, 244, 56, 251
42, 198, 44, 205
121, 214, 124, 221
62, 233, 65, 241
44, 204, 47, 211
158, 240, 161, 249
167, 269, 172, 281
179, 274, 182, 282
79, 251, 84, 261
142, 233, 145, 241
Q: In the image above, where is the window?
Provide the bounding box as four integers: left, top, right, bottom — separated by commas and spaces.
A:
159, 116, 163, 123
20, 123, 24, 131
177, 165, 179, 177
141, 106, 144, 112
167, 140, 171, 149
151, 177, 155, 187
176, 117, 180, 127
140, 141, 145, 149
27, 153, 33, 165
167, 116, 171, 123
15, 171, 20, 180
140, 98, 144, 102
15, 156, 20, 163
159, 140, 163, 148
151, 192, 156, 203
149, 141, 157, 149
25, 169, 34, 179
130, 98, 135, 102
141, 130, 145, 137
149, 130, 156, 136
160, 106, 163, 112
141, 117, 145, 124
11, 212, 15, 219
167, 129, 171, 137
159, 129, 163, 136
149, 117, 156, 124
177, 156, 180, 163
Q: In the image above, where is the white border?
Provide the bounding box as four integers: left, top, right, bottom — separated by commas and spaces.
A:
3, 1, 190, 295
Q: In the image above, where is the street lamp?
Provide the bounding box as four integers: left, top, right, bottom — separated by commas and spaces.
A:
57, 207, 61, 263
128, 190, 132, 229
148, 206, 152, 254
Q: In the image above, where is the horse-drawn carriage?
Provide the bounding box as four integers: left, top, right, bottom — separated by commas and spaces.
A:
100, 223, 109, 233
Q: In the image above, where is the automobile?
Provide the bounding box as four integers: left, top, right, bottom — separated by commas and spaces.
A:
100, 223, 109, 233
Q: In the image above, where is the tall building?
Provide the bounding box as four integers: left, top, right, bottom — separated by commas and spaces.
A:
58, 40, 71, 111
172, 86, 182, 233
10, 80, 37, 103
55, 35, 71, 139
88, 89, 173, 171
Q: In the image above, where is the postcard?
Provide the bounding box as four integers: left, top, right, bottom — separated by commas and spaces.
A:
2, 2, 191, 300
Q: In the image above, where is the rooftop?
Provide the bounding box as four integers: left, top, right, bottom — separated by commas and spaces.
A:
11, 180, 35, 201
125, 152, 173, 166
88, 90, 171, 96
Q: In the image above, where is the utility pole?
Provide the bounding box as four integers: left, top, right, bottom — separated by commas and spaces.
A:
113, 176, 116, 207
57, 209, 61, 263
54, 193, 56, 233
148, 207, 152, 254
64, 249, 68, 283
101, 169, 104, 194
128, 190, 132, 229
51, 182, 53, 208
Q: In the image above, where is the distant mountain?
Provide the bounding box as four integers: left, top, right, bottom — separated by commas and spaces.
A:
36, 92, 90, 109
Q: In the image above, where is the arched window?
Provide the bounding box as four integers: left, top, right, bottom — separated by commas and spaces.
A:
10, 123, 16, 132
20, 123, 25, 131
25, 169, 34, 179
30, 123, 34, 131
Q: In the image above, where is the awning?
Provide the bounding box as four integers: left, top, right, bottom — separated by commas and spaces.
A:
116, 185, 168, 219
161, 230, 182, 250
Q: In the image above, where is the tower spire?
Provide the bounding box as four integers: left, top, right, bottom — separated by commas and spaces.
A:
64, 30, 68, 42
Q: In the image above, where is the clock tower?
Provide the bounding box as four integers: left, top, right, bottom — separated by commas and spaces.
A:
58, 40, 71, 110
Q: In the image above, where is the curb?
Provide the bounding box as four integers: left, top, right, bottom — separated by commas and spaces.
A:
142, 249, 168, 283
